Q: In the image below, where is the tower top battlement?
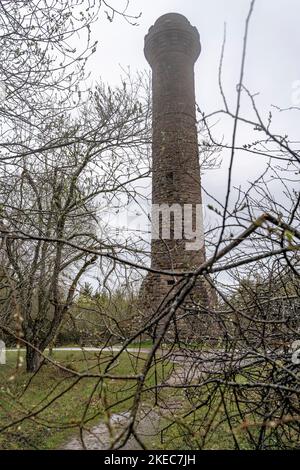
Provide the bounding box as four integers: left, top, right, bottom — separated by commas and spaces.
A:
144, 13, 201, 66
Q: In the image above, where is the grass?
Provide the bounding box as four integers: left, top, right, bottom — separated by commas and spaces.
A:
152, 387, 253, 450
0, 349, 167, 450
152, 373, 300, 450
0, 349, 298, 450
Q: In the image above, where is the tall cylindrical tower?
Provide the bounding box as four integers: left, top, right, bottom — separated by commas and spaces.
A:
141, 13, 210, 339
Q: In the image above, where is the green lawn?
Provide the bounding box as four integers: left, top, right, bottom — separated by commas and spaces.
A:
0, 350, 298, 450
0, 349, 166, 450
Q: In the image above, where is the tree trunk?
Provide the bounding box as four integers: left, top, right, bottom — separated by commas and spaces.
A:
26, 345, 43, 372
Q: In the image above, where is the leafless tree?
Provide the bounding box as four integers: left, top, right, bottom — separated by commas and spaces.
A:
0, 75, 151, 371
0, 0, 300, 452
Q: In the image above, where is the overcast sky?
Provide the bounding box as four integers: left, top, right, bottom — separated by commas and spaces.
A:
84, 0, 299, 239
90, 0, 299, 118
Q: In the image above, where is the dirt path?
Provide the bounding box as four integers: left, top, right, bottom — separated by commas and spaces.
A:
63, 407, 161, 450
62, 348, 253, 450
7, 347, 151, 353
62, 358, 193, 450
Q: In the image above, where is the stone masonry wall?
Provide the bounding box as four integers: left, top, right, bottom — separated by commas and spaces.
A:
140, 13, 215, 342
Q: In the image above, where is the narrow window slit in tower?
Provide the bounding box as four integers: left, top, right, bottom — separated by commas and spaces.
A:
166, 171, 174, 182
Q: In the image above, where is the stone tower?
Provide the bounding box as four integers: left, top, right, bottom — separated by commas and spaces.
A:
141, 13, 210, 340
